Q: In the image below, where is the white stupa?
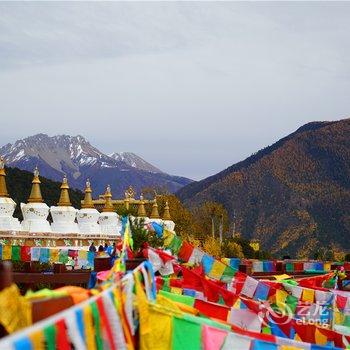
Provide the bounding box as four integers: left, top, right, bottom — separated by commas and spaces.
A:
50, 175, 80, 234
0, 157, 21, 231
77, 179, 101, 234
98, 185, 120, 236
162, 201, 175, 231
21, 167, 52, 233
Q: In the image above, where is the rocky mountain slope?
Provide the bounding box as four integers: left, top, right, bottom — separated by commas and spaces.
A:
178, 118, 350, 257
0, 134, 192, 197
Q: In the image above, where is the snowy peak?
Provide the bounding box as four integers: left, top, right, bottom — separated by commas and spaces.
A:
109, 152, 163, 173
0, 134, 163, 175
0, 133, 115, 174
0, 133, 192, 196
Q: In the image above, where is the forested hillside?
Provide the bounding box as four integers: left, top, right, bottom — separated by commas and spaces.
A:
178, 119, 350, 258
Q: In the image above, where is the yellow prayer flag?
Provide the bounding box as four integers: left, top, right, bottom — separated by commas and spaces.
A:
324, 263, 331, 271
315, 328, 328, 345
334, 308, 344, 325
83, 305, 96, 350
50, 249, 59, 263
170, 287, 182, 295
79, 250, 88, 259
294, 334, 302, 342
2, 245, 11, 260
163, 229, 175, 247
276, 289, 288, 310
301, 288, 314, 303
209, 260, 226, 280
156, 294, 182, 313
221, 258, 230, 265
280, 346, 304, 350
233, 298, 241, 309
273, 274, 291, 281
29, 330, 45, 350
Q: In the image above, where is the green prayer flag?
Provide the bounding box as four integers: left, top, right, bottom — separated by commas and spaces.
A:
221, 266, 236, 282
91, 301, 103, 350
44, 324, 57, 350
286, 263, 294, 272
218, 295, 225, 305
286, 294, 298, 314
262, 326, 272, 334
25, 288, 68, 299
160, 290, 195, 307
59, 250, 69, 264
162, 277, 171, 292
283, 279, 298, 286
168, 236, 183, 255
184, 313, 231, 330
172, 316, 201, 350
11, 245, 20, 261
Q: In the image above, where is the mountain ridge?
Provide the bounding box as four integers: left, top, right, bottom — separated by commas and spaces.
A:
0, 133, 192, 197
178, 118, 350, 257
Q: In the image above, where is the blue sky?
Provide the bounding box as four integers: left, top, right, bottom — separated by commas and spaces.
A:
0, 2, 349, 180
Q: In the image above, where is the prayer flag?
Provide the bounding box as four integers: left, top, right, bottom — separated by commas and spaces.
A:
202, 255, 215, 275
178, 241, 194, 262
241, 276, 259, 298
208, 260, 226, 280
30, 247, 40, 262
2, 245, 11, 260
59, 250, 69, 264
188, 248, 205, 265
50, 249, 59, 263
254, 282, 270, 301
276, 289, 289, 310
172, 316, 201, 350
20, 246, 31, 262
11, 245, 20, 261
229, 309, 262, 333
202, 325, 228, 350
221, 332, 251, 350
302, 289, 315, 303
39, 248, 50, 263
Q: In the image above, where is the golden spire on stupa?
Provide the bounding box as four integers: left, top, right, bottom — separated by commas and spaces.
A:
28, 166, 44, 203
162, 201, 172, 221
150, 198, 160, 219
81, 179, 94, 209
102, 185, 114, 212
137, 194, 147, 217
57, 174, 72, 206
0, 157, 9, 198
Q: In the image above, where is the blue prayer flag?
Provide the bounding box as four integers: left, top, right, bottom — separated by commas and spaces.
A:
254, 282, 270, 301
201, 254, 215, 274
151, 222, 164, 237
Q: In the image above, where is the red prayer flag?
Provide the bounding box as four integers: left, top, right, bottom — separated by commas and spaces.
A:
178, 241, 194, 262
56, 319, 71, 350
20, 246, 31, 262
96, 297, 116, 350
194, 299, 230, 321
336, 294, 347, 310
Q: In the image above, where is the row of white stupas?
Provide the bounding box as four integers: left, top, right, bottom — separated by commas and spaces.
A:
0, 158, 175, 236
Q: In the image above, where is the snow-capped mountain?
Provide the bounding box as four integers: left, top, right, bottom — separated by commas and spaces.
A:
0, 134, 192, 196
109, 152, 162, 173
